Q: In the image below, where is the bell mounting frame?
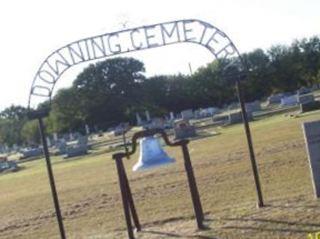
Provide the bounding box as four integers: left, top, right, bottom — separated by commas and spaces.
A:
112, 128, 205, 239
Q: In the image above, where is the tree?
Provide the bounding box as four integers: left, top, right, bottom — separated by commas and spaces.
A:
0, 105, 28, 120
21, 120, 40, 145
48, 57, 146, 131
46, 87, 85, 133
0, 105, 28, 146
191, 60, 236, 107
242, 49, 272, 100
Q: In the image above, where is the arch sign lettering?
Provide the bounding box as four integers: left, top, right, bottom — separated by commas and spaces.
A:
28, 19, 243, 109
27, 19, 264, 239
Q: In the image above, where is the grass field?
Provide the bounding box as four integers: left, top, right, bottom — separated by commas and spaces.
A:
1, 111, 320, 239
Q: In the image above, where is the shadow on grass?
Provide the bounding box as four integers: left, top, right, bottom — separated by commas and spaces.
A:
139, 230, 217, 239
218, 216, 320, 228
218, 217, 320, 234
188, 132, 221, 143
222, 225, 316, 234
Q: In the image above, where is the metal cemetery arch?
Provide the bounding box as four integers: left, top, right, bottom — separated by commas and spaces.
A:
29, 19, 244, 107
28, 19, 264, 239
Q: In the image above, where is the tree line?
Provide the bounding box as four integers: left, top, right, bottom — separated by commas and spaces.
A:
0, 36, 320, 146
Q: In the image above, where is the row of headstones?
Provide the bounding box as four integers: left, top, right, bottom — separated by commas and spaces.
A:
136, 107, 222, 126
12, 133, 89, 159
47, 133, 89, 158
0, 157, 18, 173
267, 86, 319, 106
135, 110, 198, 139
180, 102, 262, 121
134, 102, 262, 132
0, 123, 92, 156
0, 144, 43, 158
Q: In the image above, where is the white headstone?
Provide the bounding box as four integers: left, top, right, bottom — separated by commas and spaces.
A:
136, 113, 143, 125
170, 112, 175, 120
145, 110, 151, 122
85, 124, 90, 135
46, 137, 51, 147
13, 144, 18, 151
53, 133, 58, 141
181, 109, 194, 120
302, 120, 320, 198
69, 132, 74, 141
280, 95, 298, 106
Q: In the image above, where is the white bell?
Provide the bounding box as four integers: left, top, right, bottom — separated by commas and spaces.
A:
133, 136, 175, 171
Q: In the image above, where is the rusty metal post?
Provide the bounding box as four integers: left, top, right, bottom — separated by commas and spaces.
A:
114, 155, 135, 239
38, 117, 66, 239
181, 142, 205, 229
235, 78, 264, 208
121, 160, 141, 231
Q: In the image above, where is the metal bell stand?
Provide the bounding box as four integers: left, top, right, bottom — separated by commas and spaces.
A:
112, 128, 205, 239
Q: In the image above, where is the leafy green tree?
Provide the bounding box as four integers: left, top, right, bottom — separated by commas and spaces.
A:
0, 105, 28, 146
242, 49, 272, 100
47, 87, 85, 133
0, 105, 28, 120
47, 57, 146, 131
21, 120, 40, 145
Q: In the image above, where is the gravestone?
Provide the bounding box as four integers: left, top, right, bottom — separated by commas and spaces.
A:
200, 107, 218, 117
169, 112, 175, 121
150, 118, 165, 129
280, 95, 298, 106
228, 102, 239, 110
245, 101, 261, 113
181, 109, 194, 120
298, 94, 314, 104
136, 113, 143, 125
77, 136, 88, 147
63, 136, 88, 158
174, 119, 196, 139
297, 87, 311, 95
300, 101, 320, 113
21, 147, 43, 159
53, 133, 58, 142
302, 120, 320, 198
46, 137, 52, 147
69, 132, 74, 141
0, 160, 18, 173
207, 107, 219, 115
228, 111, 253, 124
194, 110, 201, 119
85, 124, 90, 135
312, 84, 320, 91
212, 114, 229, 124
56, 140, 67, 155
267, 93, 285, 105
145, 110, 151, 122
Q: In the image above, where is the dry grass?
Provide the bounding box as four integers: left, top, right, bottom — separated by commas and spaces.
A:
1, 111, 320, 239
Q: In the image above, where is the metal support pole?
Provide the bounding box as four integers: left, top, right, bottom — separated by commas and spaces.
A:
37, 117, 66, 239
235, 79, 264, 208
181, 142, 205, 229
122, 131, 129, 159
121, 160, 141, 231
115, 156, 135, 239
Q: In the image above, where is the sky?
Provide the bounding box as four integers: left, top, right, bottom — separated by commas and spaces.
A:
0, 0, 319, 110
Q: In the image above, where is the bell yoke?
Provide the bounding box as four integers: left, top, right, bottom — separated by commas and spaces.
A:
112, 128, 205, 239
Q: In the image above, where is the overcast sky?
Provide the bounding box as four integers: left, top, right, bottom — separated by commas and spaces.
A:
0, 0, 319, 110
